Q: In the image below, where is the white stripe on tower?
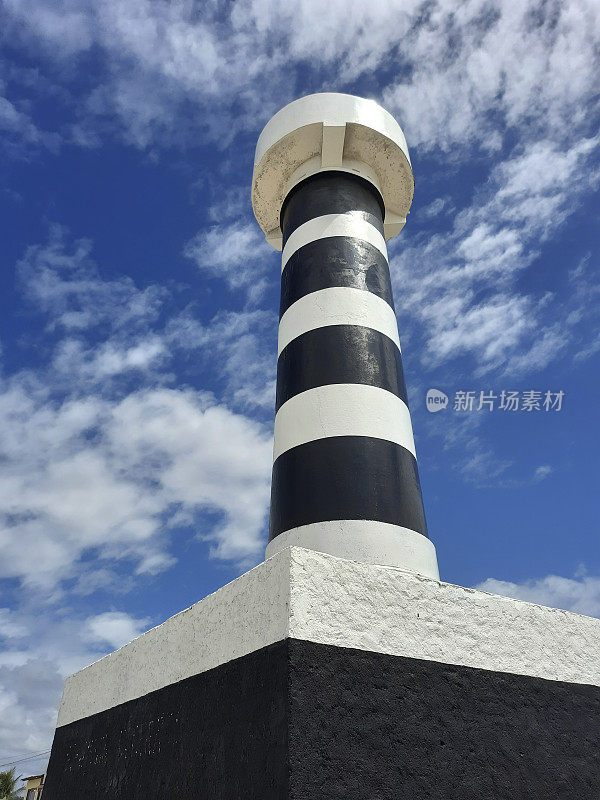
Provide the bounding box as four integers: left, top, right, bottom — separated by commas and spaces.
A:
277, 286, 401, 356
272, 383, 416, 462
281, 212, 388, 271
264, 521, 439, 578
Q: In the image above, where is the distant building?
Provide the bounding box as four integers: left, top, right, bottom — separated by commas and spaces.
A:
21, 775, 44, 799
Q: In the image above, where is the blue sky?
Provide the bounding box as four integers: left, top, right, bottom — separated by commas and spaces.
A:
1, 0, 599, 780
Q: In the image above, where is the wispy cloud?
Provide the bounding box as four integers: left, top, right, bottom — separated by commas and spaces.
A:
0, 607, 153, 776
184, 221, 275, 304
477, 570, 600, 618
1, 228, 273, 596
18, 226, 166, 334
84, 611, 150, 650
2, 0, 598, 154
390, 135, 600, 376
0, 84, 60, 157
167, 308, 276, 411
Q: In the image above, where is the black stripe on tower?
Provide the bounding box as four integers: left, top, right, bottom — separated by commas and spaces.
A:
270, 436, 427, 539
281, 171, 385, 233
275, 325, 408, 412
269, 171, 429, 545
280, 237, 393, 318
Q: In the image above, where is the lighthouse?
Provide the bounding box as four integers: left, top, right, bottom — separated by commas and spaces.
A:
42, 94, 600, 800
252, 93, 439, 579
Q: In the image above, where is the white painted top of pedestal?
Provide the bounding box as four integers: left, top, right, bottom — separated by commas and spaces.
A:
57, 547, 600, 727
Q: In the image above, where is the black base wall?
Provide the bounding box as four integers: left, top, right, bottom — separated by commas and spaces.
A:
44, 641, 289, 800
44, 639, 600, 799
289, 641, 600, 799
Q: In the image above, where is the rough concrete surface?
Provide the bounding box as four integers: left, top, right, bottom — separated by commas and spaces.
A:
288, 547, 600, 687
58, 546, 600, 727
57, 551, 290, 726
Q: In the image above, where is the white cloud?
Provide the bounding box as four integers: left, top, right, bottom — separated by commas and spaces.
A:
0, 382, 272, 590
206, 186, 250, 224
85, 611, 150, 649
2, 0, 598, 155
51, 336, 167, 384
184, 220, 275, 303
167, 308, 276, 411
477, 571, 600, 618
570, 255, 600, 362
0, 85, 60, 156
106, 387, 272, 562
16, 224, 277, 408
390, 134, 599, 376
0, 609, 27, 640
17, 226, 166, 335
533, 464, 552, 482
3, 0, 94, 56
0, 229, 274, 593
0, 608, 152, 777
0, 610, 95, 775
418, 196, 453, 221
0, 656, 63, 777
383, 1, 600, 152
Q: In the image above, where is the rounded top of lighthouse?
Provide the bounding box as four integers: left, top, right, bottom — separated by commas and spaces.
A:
251, 92, 414, 250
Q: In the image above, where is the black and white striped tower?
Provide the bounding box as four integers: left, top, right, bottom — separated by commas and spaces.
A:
252, 93, 439, 579
43, 92, 600, 797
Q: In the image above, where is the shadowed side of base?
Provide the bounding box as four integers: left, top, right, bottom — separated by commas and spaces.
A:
43, 642, 290, 800
43, 637, 600, 799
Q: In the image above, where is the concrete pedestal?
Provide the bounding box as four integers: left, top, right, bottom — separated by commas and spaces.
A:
44, 547, 600, 799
